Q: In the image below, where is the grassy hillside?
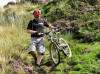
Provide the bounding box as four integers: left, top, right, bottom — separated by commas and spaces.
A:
0, 0, 100, 74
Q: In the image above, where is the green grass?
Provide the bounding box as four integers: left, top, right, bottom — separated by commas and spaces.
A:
0, 26, 32, 73
0, 0, 100, 74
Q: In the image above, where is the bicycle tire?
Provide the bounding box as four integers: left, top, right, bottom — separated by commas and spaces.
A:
50, 42, 60, 65
59, 38, 72, 58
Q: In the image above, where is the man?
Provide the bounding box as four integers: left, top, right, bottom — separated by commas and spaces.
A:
27, 10, 54, 67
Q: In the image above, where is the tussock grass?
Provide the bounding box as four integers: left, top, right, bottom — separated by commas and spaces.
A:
0, 26, 32, 73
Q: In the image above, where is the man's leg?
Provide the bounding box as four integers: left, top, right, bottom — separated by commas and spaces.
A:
37, 52, 44, 65
29, 51, 36, 59
36, 37, 45, 66
28, 38, 37, 63
29, 51, 37, 64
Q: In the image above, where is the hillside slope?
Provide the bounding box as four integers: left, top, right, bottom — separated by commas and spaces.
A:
0, 0, 100, 74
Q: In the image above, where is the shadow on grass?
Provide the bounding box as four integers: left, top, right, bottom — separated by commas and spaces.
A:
42, 60, 60, 73
33, 60, 60, 74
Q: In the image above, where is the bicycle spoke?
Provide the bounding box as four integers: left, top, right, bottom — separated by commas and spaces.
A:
50, 43, 60, 65
59, 38, 72, 57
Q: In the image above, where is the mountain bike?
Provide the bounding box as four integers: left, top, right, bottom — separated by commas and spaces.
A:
44, 28, 72, 65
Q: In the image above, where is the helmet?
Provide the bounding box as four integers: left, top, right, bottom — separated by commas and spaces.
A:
33, 10, 41, 15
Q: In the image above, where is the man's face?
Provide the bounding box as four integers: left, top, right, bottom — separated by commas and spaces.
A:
34, 15, 40, 19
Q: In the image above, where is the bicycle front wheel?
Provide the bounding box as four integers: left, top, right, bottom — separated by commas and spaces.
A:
50, 42, 60, 65
59, 38, 72, 58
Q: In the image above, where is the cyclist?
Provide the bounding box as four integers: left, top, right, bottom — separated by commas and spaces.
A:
27, 10, 54, 67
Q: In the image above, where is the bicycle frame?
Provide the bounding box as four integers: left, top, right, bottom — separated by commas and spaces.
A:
45, 29, 69, 52
45, 29, 58, 42
45, 29, 72, 65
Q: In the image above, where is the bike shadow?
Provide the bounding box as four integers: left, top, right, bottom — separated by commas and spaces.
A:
41, 60, 60, 73
41, 60, 53, 67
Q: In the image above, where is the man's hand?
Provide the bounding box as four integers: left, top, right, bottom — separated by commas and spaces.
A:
35, 32, 43, 36
38, 33, 43, 36
49, 25, 55, 29
27, 30, 43, 36
27, 30, 37, 34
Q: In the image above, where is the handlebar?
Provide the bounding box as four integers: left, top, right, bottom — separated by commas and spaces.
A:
40, 28, 62, 37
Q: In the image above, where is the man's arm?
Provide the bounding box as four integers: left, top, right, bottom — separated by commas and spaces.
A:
49, 25, 55, 29
27, 29, 37, 34
27, 29, 42, 36
27, 20, 39, 35
43, 19, 55, 29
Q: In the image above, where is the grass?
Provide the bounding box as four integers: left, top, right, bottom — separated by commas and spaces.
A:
0, 26, 32, 73
0, 0, 100, 74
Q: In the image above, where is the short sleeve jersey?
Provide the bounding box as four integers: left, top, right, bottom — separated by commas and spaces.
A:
27, 18, 49, 37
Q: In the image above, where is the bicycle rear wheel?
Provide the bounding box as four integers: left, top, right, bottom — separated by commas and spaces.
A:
50, 42, 60, 65
59, 38, 72, 58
